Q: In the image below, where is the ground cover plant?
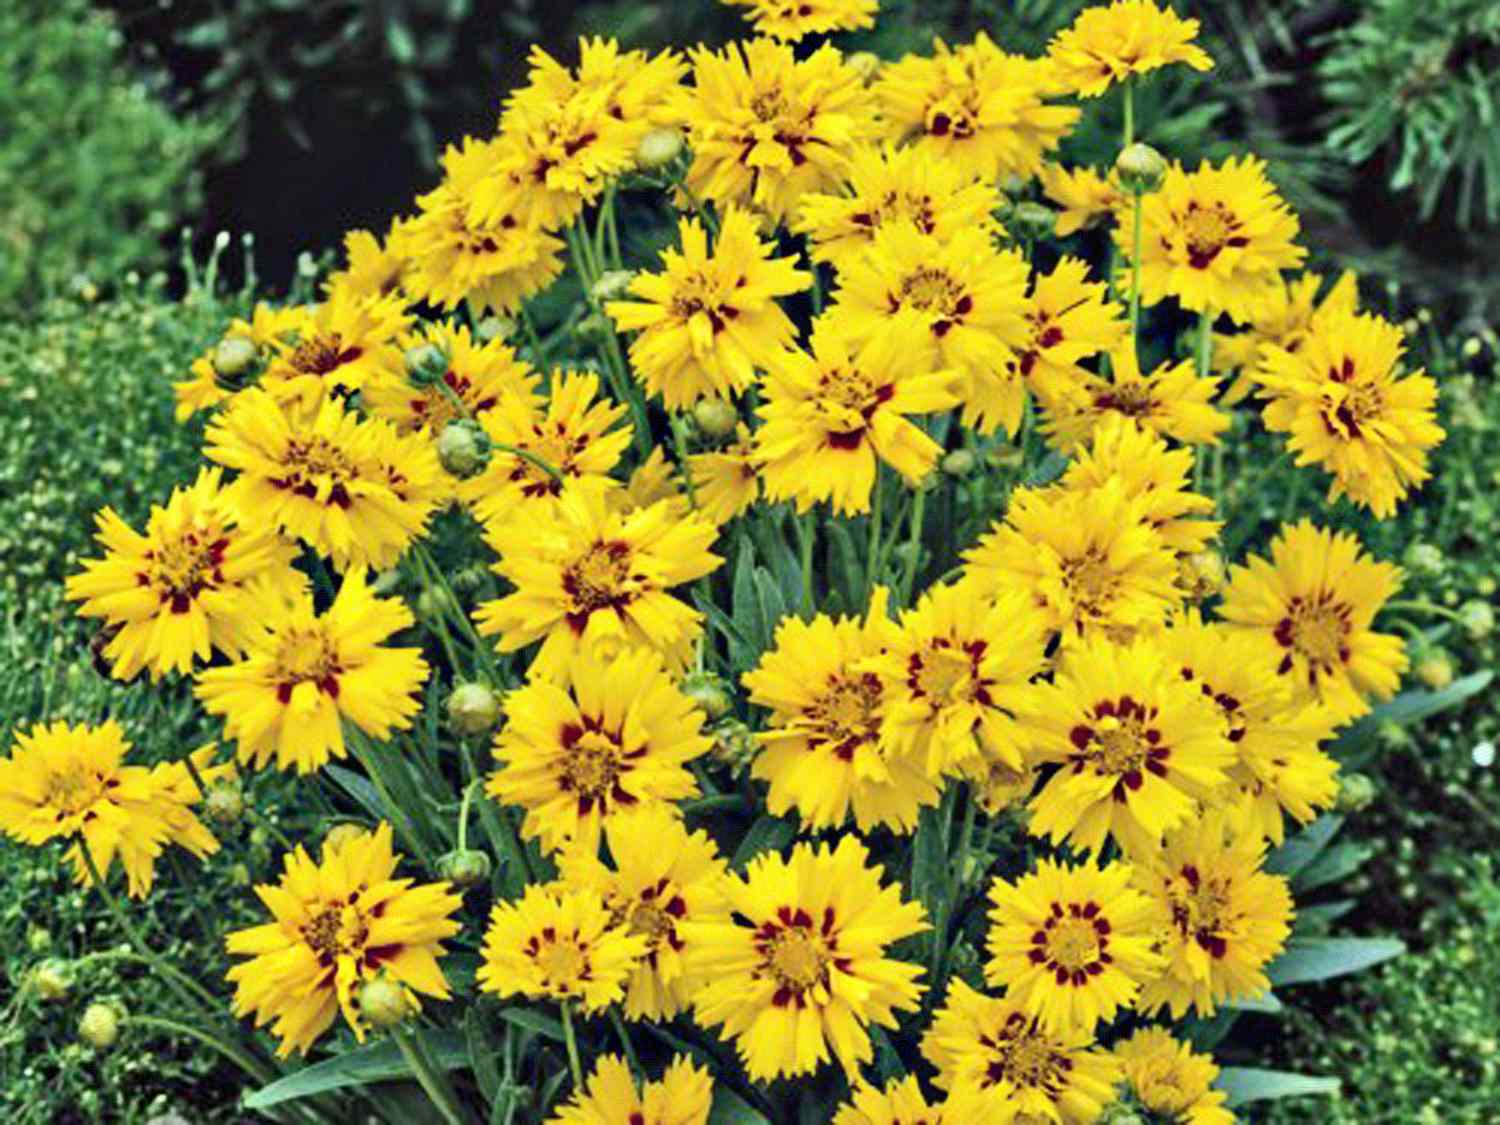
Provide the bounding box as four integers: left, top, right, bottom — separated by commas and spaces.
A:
3, 1, 1493, 1122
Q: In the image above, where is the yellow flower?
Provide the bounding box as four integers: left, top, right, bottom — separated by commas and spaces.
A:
1118, 155, 1305, 323
65, 468, 304, 681
1038, 163, 1127, 237
1113, 1027, 1234, 1125
224, 823, 461, 1056
975, 758, 1041, 818
983, 858, 1163, 1035
676, 38, 877, 223
547, 1054, 713, 1125
756, 315, 960, 514
258, 287, 409, 410
0, 722, 220, 899
362, 320, 539, 435
557, 805, 730, 1021
460, 370, 631, 529
325, 222, 410, 303
488, 648, 711, 856
617, 446, 689, 516
831, 223, 1030, 436
195, 568, 429, 774
963, 479, 1182, 642
792, 142, 1001, 271
1211, 269, 1359, 403
723, 0, 878, 41
1040, 340, 1228, 454
606, 206, 810, 409
1009, 255, 1129, 411
205, 388, 444, 572
863, 581, 1049, 781
687, 424, 762, 524
1257, 310, 1444, 518
920, 980, 1120, 1123
1047, 0, 1213, 97
874, 34, 1080, 182
1018, 635, 1235, 857
684, 835, 928, 1081
1217, 520, 1407, 722
1133, 810, 1293, 1019
172, 303, 309, 423
474, 485, 720, 681
834, 1076, 951, 1125
477, 884, 649, 1012
742, 591, 940, 833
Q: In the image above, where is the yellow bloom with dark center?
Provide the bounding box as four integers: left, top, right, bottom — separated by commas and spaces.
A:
1211, 269, 1358, 403
547, 1053, 713, 1125
1112, 1026, 1235, 1125
756, 315, 960, 515
1007, 255, 1129, 413
1040, 340, 1228, 454
477, 883, 649, 1012
742, 590, 940, 833
834, 1076, 951, 1125
984, 858, 1163, 1035
363, 320, 540, 435
863, 581, 1049, 781
1118, 156, 1305, 323
1017, 636, 1235, 857
792, 142, 1001, 271
557, 805, 730, 1021
1133, 810, 1293, 1019
1038, 163, 1127, 237
687, 424, 762, 524
66, 467, 304, 681
684, 834, 928, 1081
205, 388, 444, 572
723, 0, 878, 42
488, 648, 711, 856
1257, 310, 1444, 519
875, 34, 1080, 182
1047, 0, 1213, 97
224, 823, 461, 1057
1217, 520, 1407, 722
475, 484, 720, 680
0, 722, 221, 899
259, 287, 409, 410
963, 479, 1182, 642
173, 302, 310, 423
920, 980, 1120, 1123
675, 38, 877, 224
607, 206, 810, 410
831, 223, 1030, 436
324, 221, 411, 304
195, 568, 429, 774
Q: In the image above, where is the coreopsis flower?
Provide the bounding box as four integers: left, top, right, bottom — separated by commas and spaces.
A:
616, 447, 689, 516
460, 371, 631, 528
224, 823, 461, 1056
205, 388, 444, 572
556, 805, 730, 1021
1211, 269, 1359, 403
723, 0, 877, 41
792, 142, 1001, 271
195, 568, 429, 774
742, 591, 940, 833
756, 315, 961, 514
65, 468, 304, 681
685, 835, 928, 1080
863, 581, 1049, 781
983, 858, 1163, 1034
874, 33, 1080, 182
362, 321, 540, 435
687, 424, 762, 523
1017, 636, 1235, 857
1133, 811, 1294, 1018
831, 224, 1030, 435
963, 480, 1182, 642
1112, 1027, 1235, 1125
474, 485, 720, 680
324, 221, 411, 303
675, 38, 877, 223
1008, 255, 1130, 410
547, 1054, 713, 1125
1040, 340, 1228, 454
1118, 155, 1306, 323
1217, 520, 1407, 722
402, 136, 565, 316
920, 980, 1120, 1122
476, 884, 649, 1012
1038, 163, 1126, 236
173, 302, 310, 423
488, 648, 712, 855
0, 722, 220, 899
606, 206, 810, 410
1047, 0, 1213, 97
1256, 310, 1445, 518
834, 1077, 950, 1125
258, 287, 409, 409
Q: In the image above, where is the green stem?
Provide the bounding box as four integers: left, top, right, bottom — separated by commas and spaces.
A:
608, 1007, 641, 1075
1384, 600, 1468, 625
865, 477, 884, 600
1122, 77, 1135, 148
670, 415, 701, 510
456, 779, 480, 853
1129, 186, 1143, 341
899, 488, 928, 607
1195, 309, 1214, 379
951, 784, 979, 892
796, 510, 816, 619
347, 730, 437, 872
519, 305, 548, 365
393, 1024, 469, 1125
130, 1015, 276, 1087
560, 1001, 585, 1092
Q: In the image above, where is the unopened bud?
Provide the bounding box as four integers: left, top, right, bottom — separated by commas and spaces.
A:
357, 976, 413, 1030
987, 443, 1023, 470
575, 311, 614, 344
710, 719, 758, 773
404, 343, 449, 388
1459, 600, 1495, 640
1401, 541, 1445, 578
941, 449, 977, 477
447, 682, 502, 737
681, 672, 734, 721
1098, 1106, 1147, 1125
692, 396, 739, 440
27, 927, 51, 954
1008, 201, 1057, 241
1178, 549, 1226, 600
437, 849, 493, 889
203, 783, 244, 827
636, 127, 684, 170
846, 51, 882, 82
1415, 649, 1455, 689
30, 960, 72, 1001
212, 335, 258, 383
1335, 771, 1377, 813
474, 315, 516, 344
1114, 143, 1168, 193
1376, 720, 1412, 750
79, 1002, 123, 1049
590, 270, 636, 303
324, 823, 368, 854
450, 564, 489, 596
415, 586, 456, 622
437, 419, 491, 478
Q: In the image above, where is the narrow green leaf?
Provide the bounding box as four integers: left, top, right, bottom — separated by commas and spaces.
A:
465, 1006, 502, 1105
1265, 814, 1343, 878
1267, 936, 1405, 987
497, 1006, 565, 1041
732, 814, 794, 869
911, 803, 949, 917
1216, 1067, 1340, 1107
753, 567, 789, 640
244, 1030, 468, 1108
1330, 670, 1494, 767
709, 1087, 773, 1124
1295, 841, 1375, 893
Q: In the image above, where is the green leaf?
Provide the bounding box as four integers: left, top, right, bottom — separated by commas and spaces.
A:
732, 536, 764, 652
732, 814, 794, 869
753, 567, 789, 639
1267, 936, 1405, 987
1330, 670, 1494, 767
497, 1006, 565, 1042
1295, 840, 1376, 893
910, 802, 950, 917
244, 1031, 468, 1108
709, 1087, 773, 1125
824, 520, 866, 608
385, 20, 417, 65
1265, 814, 1343, 878
1226, 990, 1283, 1014
1216, 1067, 1340, 1107
465, 1007, 502, 1104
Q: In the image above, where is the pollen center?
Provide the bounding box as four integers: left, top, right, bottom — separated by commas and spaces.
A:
278, 436, 359, 507
913, 645, 975, 705
562, 540, 636, 619
1045, 916, 1101, 970
290, 332, 357, 376
146, 528, 230, 610
272, 627, 343, 699
1169, 865, 1232, 958
1060, 549, 1121, 618
536, 937, 588, 982
1069, 697, 1170, 798
560, 729, 625, 801
303, 903, 368, 961
898, 267, 969, 319
1180, 202, 1244, 269
44, 768, 106, 818
807, 672, 883, 760
984, 1020, 1071, 1092
1274, 594, 1351, 671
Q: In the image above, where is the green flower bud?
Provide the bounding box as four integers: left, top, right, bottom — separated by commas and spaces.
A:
1114, 142, 1168, 193
590, 270, 636, 303
987, 443, 1023, 470
710, 718, 758, 773
941, 449, 977, 477
998, 173, 1029, 197
357, 976, 412, 1030
681, 672, 734, 721
415, 585, 456, 622
692, 397, 739, 440
323, 823, 368, 854
1459, 600, 1495, 640
437, 419, 492, 479
30, 960, 72, 1002
447, 682, 502, 737
1401, 541, 1445, 578
1335, 771, 1377, 813
404, 343, 449, 388
1478, 576, 1496, 597
371, 568, 404, 595
248, 826, 270, 849
27, 927, 51, 954
203, 782, 245, 827
450, 564, 490, 596
437, 848, 493, 889
1414, 649, 1455, 689
636, 127, 684, 170
212, 334, 258, 384
79, 1002, 123, 1049
474, 315, 516, 344
1008, 201, 1056, 241
1376, 720, 1412, 750
846, 51, 882, 82
1097, 1105, 1146, 1125
575, 311, 614, 344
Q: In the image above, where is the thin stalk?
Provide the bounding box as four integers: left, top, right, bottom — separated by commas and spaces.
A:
899, 488, 928, 607
1128, 186, 1144, 340
519, 305, 548, 365
560, 1001, 585, 1091
671, 415, 701, 510
456, 778, 480, 853
865, 477, 884, 600
130, 1015, 276, 1088
1384, 600, 1469, 625
1122, 77, 1135, 147
393, 1024, 469, 1125
608, 1008, 642, 1075
796, 510, 816, 619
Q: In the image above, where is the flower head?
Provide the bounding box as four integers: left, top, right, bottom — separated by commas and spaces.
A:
723, 0, 878, 41
1112, 1027, 1235, 1125
687, 423, 762, 524
325, 222, 410, 303
547, 1054, 713, 1125
1008, 256, 1129, 412
834, 1077, 951, 1125
1038, 163, 1126, 236
362, 320, 539, 435
259, 287, 409, 409
1047, 0, 1213, 97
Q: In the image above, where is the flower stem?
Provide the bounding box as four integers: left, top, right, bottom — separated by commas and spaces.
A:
670, 414, 701, 510
796, 509, 816, 619
131, 1015, 276, 1087
456, 778, 480, 853
1384, 599, 1468, 625
393, 1023, 469, 1125
1128, 186, 1143, 341
560, 1001, 585, 1091
608, 1007, 642, 1075
899, 487, 928, 607
865, 477, 884, 600
1122, 77, 1135, 147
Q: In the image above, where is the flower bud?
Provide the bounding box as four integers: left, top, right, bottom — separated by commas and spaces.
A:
404, 343, 449, 388
692, 396, 739, 440
1414, 649, 1455, 689
203, 782, 245, 827
212, 334, 258, 383
681, 672, 734, 721
575, 311, 614, 344
438, 848, 493, 889
447, 682, 502, 737
1178, 549, 1226, 600
415, 585, 456, 622
1459, 600, 1495, 640
1007, 201, 1057, 241
451, 564, 490, 596
324, 823, 369, 854
636, 127, 684, 170
249, 826, 270, 849
1335, 771, 1377, 813
437, 419, 492, 479
30, 960, 72, 1002
710, 719, 758, 773
1376, 720, 1412, 751
372, 567, 404, 595
590, 270, 636, 303
846, 51, 882, 82
941, 449, 977, 477
987, 443, 1023, 470
231, 863, 251, 886
1114, 143, 1168, 193
1401, 541, 1445, 578
474, 315, 516, 344
1098, 1106, 1146, 1125
998, 173, 1029, 197
79, 1002, 123, 1049
357, 976, 413, 1030
27, 927, 51, 954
